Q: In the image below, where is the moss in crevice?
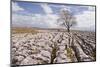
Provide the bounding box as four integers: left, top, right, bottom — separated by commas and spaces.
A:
91, 50, 96, 60
66, 47, 74, 61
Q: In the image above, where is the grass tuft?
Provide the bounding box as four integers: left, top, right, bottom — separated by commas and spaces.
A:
66, 47, 74, 61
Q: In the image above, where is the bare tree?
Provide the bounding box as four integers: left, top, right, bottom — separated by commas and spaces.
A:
57, 8, 77, 32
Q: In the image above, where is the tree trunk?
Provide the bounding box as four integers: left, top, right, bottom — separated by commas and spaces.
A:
67, 27, 70, 32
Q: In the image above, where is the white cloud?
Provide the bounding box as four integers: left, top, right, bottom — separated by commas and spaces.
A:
12, 3, 70, 28
12, 14, 33, 27
50, 4, 71, 12
40, 3, 53, 14
44, 14, 59, 28
75, 10, 95, 31
59, 5, 71, 12
12, 2, 95, 31
12, 10, 95, 31
12, 13, 59, 28
12, 2, 24, 12
88, 6, 95, 11
32, 14, 59, 28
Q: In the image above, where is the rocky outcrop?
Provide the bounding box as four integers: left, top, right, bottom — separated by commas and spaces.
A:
11, 32, 96, 65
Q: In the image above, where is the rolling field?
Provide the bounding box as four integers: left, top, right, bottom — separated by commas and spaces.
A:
11, 27, 96, 65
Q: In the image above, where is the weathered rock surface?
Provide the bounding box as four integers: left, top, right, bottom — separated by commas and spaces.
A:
12, 32, 96, 65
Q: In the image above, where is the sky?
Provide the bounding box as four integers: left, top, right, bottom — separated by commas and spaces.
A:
12, 1, 96, 31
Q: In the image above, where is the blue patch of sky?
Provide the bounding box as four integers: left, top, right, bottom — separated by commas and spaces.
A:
15, 1, 92, 16
49, 4, 90, 15
12, 11, 33, 16
16, 1, 45, 14
69, 6, 89, 15
49, 6, 62, 15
